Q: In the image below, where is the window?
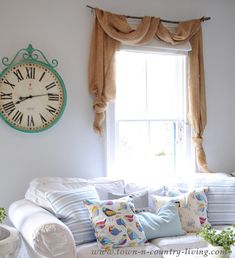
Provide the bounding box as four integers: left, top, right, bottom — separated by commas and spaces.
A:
106, 47, 195, 184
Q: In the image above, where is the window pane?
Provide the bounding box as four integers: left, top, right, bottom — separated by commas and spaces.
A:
116, 51, 146, 120
147, 54, 179, 119
116, 121, 176, 182
149, 121, 175, 175
116, 121, 148, 180
118, 121, 148, 161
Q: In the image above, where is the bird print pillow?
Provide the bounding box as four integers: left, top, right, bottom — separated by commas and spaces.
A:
84, 198, 147, 250
152, 189, 209, 233
166, 187, 210, 228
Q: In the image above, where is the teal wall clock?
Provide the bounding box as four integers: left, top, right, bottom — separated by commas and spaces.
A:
0, 44, 66, 133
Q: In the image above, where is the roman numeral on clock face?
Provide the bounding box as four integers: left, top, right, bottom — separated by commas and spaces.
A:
39, 71, 46, 82
48, 93, 59, 101
46, 105, 57, 115
39, 113, 47, 124
27, 115, 34, 127
45, 82, 56, 90
13, 69, 24, 82
26, 67, 35, 79
0, 92, 12, 100
12, 110, 23, 124
2, 101, 16, 115
3, 79, 15, 89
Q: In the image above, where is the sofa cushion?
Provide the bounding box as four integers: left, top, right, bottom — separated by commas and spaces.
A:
45, 185, 100, 245
150, 233, 208, 250
76, 242, 162, 258
136, 202, 185, 240
25, 177, 125, 211
84, 199, 147, 250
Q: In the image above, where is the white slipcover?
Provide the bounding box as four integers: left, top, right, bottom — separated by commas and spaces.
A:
9, 199, 76, 258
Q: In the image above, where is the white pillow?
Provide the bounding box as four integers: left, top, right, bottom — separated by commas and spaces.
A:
25, 177, 89, 211
89, 179, 125, 200
25, 177, 125, 211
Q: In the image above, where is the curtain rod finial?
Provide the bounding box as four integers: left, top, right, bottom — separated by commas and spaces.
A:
200, 16, 211, 22
86, 5, 95, 14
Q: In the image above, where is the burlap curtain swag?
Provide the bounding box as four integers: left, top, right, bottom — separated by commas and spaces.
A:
88, 8, 210, 173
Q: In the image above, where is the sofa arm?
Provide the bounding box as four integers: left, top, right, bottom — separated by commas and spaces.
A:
9, 199, 76, 258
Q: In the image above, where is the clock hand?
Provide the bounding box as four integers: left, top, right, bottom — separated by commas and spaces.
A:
15, 93, 50, 104
30, 93, 49, 98
15, 95, 32, 104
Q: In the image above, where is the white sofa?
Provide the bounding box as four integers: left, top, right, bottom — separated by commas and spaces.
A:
9, 175, 235, 258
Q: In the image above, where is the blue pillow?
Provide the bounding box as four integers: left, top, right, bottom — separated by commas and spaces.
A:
136, 202, 185, 240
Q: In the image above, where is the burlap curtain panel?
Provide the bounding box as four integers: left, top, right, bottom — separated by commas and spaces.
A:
88, 8, 210, 173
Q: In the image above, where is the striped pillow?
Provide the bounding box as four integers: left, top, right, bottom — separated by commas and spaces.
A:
193, 176, 235, 225
46, 185, 99, 245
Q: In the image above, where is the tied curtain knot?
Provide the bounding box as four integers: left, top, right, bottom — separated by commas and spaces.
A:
93, 97, 107, 134
192, 136, 210, 173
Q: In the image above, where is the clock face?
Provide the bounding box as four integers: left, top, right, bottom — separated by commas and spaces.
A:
0, 61, 66, 132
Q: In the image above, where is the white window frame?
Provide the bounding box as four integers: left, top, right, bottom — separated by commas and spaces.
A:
105, 45, 195, 181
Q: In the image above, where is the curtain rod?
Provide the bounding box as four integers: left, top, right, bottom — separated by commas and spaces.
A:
86, 5, 211, 24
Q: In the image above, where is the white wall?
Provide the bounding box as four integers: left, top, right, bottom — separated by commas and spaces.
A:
0, 0, 234, 209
